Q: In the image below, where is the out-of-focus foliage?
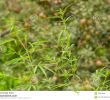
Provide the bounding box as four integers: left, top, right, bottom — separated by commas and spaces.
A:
0, 0, 110, 90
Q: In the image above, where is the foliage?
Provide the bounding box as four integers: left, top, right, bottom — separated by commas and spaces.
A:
0, 0, 110, 90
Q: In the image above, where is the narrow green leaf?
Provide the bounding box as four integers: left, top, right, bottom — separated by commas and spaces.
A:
0, 39, 15, 46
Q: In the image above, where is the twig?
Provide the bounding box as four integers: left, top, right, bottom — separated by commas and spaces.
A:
0, 30, 11, 37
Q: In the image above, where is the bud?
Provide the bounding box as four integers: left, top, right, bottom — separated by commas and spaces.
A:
80, 18, 88, 26
54, 0, 62, 4
52, 76, 58, 81
95, 59, 103, 66
38, 12, 46, 18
